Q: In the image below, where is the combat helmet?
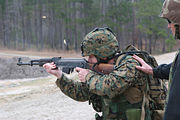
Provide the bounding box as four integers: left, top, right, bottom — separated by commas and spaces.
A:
81, 27, 119, 62
160, 0, 180, 39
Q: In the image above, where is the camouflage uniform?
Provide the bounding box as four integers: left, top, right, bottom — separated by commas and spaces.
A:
56, 28, 151, 120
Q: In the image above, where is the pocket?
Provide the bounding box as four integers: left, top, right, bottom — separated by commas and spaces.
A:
126, 109, 141, 120
124, 87, 143, 104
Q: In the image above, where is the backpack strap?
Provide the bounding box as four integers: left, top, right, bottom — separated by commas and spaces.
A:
141, 80, 151, 120
141, 94, 146, 120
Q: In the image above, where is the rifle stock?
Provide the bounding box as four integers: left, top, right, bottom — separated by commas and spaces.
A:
17, 57, 114, 74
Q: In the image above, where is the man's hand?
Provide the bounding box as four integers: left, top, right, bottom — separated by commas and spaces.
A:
75, 67, 89, 82
43, 62, 62, 78
132, 55, 153, 75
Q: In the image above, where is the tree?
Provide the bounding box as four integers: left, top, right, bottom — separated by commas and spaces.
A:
136, 0, 166, 53
0, 0, 175, 54
166, 35, 176, 52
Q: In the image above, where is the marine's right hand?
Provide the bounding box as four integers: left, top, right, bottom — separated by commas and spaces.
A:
43, 62, 62, 78
132, 55, 153, 76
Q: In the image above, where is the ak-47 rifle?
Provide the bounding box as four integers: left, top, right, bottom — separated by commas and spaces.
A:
17, 57, 114, 74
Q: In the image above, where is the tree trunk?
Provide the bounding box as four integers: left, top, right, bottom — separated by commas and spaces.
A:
21, 4, 26, 50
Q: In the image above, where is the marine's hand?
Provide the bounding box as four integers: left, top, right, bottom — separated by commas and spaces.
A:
43, 62, 62, 78
132, 55, 153, 75
75, 67, 89, 82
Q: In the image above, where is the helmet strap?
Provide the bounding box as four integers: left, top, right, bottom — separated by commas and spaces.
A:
96, 54, 116, 63
99, 58, 109, 63
175, 25, 180, 39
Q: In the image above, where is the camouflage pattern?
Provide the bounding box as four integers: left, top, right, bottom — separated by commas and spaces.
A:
81, 28, 119, 59
56, 74, 90, 102
160, 0, 180, 24
56, 55, 151, 120
85, 56, 146, 98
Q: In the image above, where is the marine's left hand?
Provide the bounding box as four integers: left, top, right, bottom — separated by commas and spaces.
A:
75, 67, 89, 82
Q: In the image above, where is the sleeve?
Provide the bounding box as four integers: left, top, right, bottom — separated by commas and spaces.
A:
153, 63, 171, 79
85, 56, 146, 98
56, 73, 90, 102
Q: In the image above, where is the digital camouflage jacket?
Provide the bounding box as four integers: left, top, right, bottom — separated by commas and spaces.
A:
56, 55, 151, 120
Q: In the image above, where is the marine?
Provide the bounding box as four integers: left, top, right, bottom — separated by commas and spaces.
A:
43, 27, 153, 120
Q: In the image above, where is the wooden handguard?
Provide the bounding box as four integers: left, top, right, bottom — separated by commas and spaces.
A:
88, 63, 114, 74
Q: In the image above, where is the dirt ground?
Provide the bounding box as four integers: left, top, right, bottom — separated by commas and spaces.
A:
0, 49, 177, 120
0, 49, 94, 120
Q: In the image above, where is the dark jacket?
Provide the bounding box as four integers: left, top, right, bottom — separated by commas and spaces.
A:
153, 53, 180, 120
153, 63, 171, 79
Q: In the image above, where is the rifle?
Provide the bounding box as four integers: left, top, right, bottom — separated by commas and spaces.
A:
17, 57, 114, 74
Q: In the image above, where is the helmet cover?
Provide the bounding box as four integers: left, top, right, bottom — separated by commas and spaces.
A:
160, 0, 180, 39
81, 27, 119, 59
160, 0, 180, 24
